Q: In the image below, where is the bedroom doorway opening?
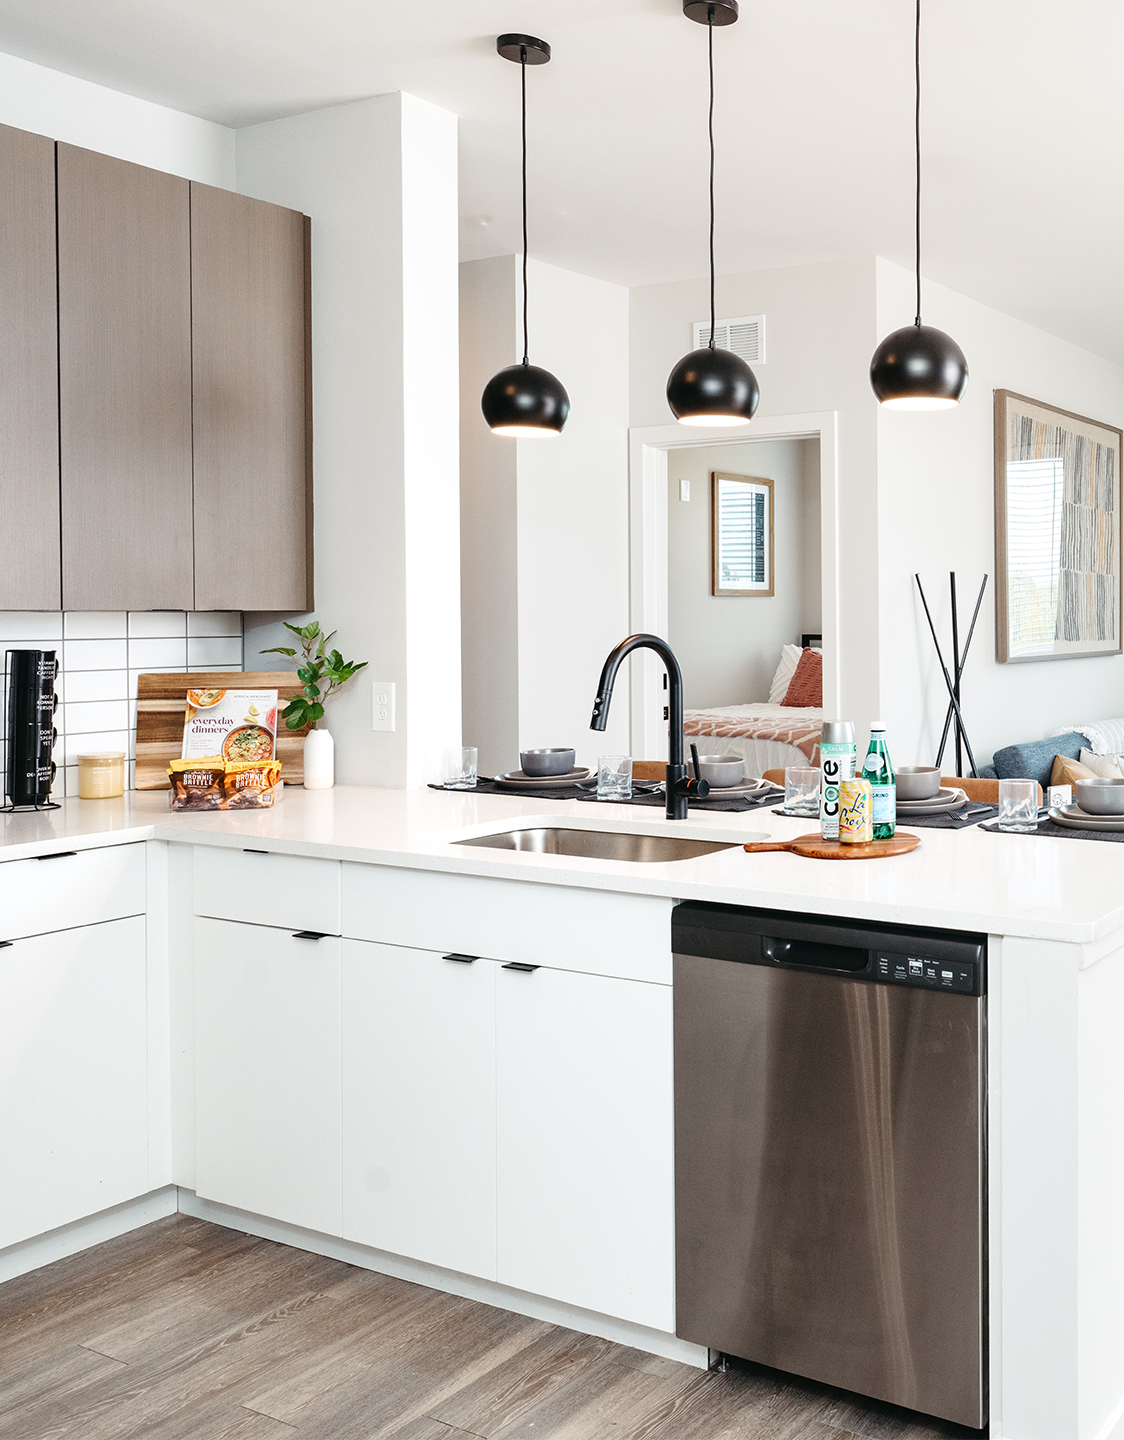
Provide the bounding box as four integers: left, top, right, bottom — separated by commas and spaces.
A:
666, 435, 822, 779
627, 412, 838, 763
668, 436, 821, 708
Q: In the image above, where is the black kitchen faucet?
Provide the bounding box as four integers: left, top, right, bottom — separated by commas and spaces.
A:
590, 634, 709, 821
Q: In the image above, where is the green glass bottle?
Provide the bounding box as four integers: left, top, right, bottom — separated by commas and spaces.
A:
862, 722, 896, 839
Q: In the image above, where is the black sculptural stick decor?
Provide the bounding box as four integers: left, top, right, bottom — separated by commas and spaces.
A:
915, 572, 987, 779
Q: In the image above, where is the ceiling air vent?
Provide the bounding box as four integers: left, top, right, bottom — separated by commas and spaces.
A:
692, 314, 765, 365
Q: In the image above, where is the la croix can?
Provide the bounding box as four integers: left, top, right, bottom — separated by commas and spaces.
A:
838, 777, 873, 844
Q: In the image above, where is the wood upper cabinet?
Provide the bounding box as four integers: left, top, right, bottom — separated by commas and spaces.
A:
0, 125, 60, 610
190, 183, 311, 611
57, 143, 194, 610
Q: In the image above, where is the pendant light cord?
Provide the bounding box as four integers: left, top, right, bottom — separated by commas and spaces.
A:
913, 0, 922, 327
708, 8, 716, 348
521, 47, 530, 366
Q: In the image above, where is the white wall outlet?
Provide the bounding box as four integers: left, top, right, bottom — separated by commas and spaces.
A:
371, 681, 396, 731
679, 480, 691, 502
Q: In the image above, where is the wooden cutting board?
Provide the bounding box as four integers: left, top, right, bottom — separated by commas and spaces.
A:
135, 671, 312, 789
744, 831, 920, 860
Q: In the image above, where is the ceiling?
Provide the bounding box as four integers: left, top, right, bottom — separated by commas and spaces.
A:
0, 0, 1120, 362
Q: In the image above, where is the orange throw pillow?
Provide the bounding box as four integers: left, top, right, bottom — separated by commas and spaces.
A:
781, 647, 822, 707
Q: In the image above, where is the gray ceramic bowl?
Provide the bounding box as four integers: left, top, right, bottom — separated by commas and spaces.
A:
896, 765, 941, 801
1074, 776, 1124, 815
696, 754, 745, 788
520, 747, 576, 777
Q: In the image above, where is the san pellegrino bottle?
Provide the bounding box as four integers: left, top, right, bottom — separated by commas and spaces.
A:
862, 723, 896, 840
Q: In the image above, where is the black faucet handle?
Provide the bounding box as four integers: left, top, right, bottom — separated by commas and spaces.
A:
691, 743, 701, 782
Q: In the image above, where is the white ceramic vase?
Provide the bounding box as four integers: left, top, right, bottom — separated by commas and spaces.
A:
303, 728, 335, 789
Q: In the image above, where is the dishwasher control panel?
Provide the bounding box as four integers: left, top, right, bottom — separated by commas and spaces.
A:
875, 951, 978, 994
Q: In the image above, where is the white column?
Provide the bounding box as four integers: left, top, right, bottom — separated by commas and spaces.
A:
459, 256, 631, 776
237, 92, 461, 788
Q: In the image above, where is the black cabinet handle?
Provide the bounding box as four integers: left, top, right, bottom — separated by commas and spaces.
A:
0, 940, 12, 949
502, 962, 540, 973
36, 851, 77, 861
443, 953, 479, 964
292, 931, 330, 940
243, 848, 269, 855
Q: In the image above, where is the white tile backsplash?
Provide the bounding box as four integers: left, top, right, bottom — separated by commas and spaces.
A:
0, 610, 244, 799
64, 669, 129, 703
0, 613, 62, 641
63, 612, 127, 639
187, 611, 242, 637
128, 636, 188, 669
64, 699, 130, 734
63, 638, 129, 671
187, 636, 242, 668
128, 611, 188, 638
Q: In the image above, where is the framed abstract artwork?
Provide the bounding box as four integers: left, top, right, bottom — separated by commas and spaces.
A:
711, 472, 774, 597
994, 390, 1122, 662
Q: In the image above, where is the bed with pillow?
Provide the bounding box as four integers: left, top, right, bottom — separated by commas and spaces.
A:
683, 643, 823, 778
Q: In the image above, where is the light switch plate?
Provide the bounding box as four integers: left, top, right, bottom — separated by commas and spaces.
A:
372, 681, 396, 731
680, 480, 691, 502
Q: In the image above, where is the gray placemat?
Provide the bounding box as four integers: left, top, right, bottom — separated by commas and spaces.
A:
979, 818, 1124, 842
576, 787, 781, 814
429, 779, 783, 813
771, 806, 997, 828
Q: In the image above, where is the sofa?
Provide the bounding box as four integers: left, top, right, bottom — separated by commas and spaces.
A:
982, 730, 1086, 790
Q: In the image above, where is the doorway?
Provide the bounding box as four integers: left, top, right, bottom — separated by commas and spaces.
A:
627, 413, 838, 761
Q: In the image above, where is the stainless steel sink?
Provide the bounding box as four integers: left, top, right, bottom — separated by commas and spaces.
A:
453, 826, 737, 863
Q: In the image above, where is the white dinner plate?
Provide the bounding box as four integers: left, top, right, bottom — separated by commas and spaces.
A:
1048, 803, 1124, 832
655, 777, 780, 799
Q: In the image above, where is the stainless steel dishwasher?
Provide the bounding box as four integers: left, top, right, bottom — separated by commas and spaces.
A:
673, 902, 985, 1430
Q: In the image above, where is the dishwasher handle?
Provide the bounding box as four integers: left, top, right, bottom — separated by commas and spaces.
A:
761, 934, 869, 973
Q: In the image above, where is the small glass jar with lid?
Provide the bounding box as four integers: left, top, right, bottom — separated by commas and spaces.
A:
77, 751, 126, 799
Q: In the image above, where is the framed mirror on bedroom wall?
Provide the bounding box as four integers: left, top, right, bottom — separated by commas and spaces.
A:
712, 472, 774, 598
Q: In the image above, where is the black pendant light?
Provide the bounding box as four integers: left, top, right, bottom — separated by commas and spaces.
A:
870, 0, 967, 410
667, 1, 759, 428
481, 34, 570, 438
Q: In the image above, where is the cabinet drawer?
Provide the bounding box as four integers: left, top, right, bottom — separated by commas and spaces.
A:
341, 863, 674, 983
0, 843, 146, 941
193, 846, 340, 934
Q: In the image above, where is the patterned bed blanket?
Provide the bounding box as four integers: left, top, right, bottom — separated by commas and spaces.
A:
684, 704, 823, 764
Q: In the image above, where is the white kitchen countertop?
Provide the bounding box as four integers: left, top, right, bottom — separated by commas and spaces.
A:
1, 783, 1120, 944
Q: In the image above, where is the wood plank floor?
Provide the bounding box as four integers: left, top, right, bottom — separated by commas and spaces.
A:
0, 1216, 983, 1440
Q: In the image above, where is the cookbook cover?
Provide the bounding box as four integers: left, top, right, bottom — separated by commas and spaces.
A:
181, 688, 278, 763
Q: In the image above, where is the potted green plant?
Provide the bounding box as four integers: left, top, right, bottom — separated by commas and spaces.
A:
261, 621, 368, 790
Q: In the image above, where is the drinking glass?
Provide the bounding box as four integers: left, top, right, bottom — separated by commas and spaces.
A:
597, 754, 633, 801
998, 778, 1038, 832
784, 766, 820, 817
442, 746, 478, 789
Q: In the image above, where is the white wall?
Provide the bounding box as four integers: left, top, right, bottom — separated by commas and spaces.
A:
876, 257, 1124, 768
460, 257, 520, 776
667, 438, 820, 708
0, 48, 233, 185
238, 93, 461, 788
460, 256, 631, 775
630, 258, 878, 738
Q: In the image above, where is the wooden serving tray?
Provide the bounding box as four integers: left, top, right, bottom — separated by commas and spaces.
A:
744, 831, 920, 860
135, 671, 311, 789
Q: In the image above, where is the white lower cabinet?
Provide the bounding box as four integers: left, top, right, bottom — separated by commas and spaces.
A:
0, 915, 149, 1250
341, 940, 497, 1277
194, 917, 342, 1235
496, 964, 675, 1331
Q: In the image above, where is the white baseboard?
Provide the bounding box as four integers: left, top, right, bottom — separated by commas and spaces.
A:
177, 1188, 708, 1370
0, 1186, 179, 1285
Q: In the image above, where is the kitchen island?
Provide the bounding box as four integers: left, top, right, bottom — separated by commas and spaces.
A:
1, 784, 1121, 1440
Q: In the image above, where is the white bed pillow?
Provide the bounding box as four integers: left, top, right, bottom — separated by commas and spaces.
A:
768, 644, 803, 705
